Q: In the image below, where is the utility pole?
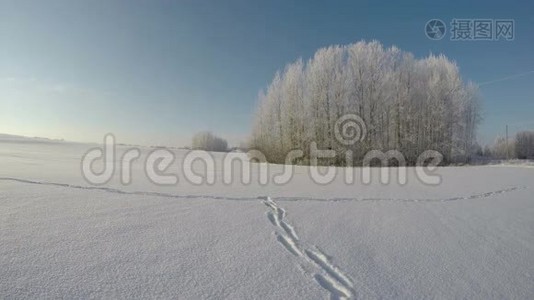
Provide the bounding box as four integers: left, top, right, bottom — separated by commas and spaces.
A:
506, 124, 509, 160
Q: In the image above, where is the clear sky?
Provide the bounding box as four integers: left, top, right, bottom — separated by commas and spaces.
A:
1, 0, 533, 146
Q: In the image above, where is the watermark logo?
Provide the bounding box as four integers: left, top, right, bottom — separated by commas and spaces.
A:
334, 114, 367, 145
81, 114, 444, 187
425, 19, 446, 40
426, 18, 515, 41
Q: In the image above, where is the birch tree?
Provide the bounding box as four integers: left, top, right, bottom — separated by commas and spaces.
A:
249, 40, 481, 165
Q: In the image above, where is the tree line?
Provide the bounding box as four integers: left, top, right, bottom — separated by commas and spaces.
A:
482, 131, 534, 160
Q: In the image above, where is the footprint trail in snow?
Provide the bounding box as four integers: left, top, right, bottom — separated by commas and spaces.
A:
260, 196, 357, 300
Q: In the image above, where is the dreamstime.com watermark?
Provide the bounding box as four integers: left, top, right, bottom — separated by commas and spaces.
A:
81, 114, 444, 187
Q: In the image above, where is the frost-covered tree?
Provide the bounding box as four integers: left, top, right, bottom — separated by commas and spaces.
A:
492, 136, 515, 159
515, 131, 534, 159
249, 40, 481, 165
192, 131, 228, 152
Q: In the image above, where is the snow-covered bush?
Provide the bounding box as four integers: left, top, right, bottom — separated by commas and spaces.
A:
191, 131, 228, 152
491, 136, 515, 159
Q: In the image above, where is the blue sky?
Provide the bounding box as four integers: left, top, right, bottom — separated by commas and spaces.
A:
1, 0, 533, 146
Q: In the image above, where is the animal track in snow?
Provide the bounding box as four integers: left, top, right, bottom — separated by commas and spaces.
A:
271, 186, 525, 203
280, 221, 299, 241
305, 249, 354, 291
261, 196, 356, 299
275, 232, 302, 257
314, 273, 352, 300
266, 211, 279, 226
0, 177, 524, 204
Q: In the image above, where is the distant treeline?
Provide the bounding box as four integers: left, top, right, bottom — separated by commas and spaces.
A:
191, 131, 228, 152
481, 131, 534, 160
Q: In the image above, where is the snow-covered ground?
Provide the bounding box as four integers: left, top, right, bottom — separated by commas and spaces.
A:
1, 135, 533, 299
